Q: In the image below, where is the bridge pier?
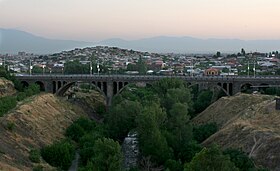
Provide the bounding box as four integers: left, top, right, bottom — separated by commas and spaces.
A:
106, 81, 114, 109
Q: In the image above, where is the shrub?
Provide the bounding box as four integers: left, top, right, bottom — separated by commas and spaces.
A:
41, 140, 75, 170
65, 124, 86, 142
0, 96, 17, 117
193, 123, 218, 143
29, 149, 41, 163
32, 165, 43, 171
223, 148, 254, 171
6, 121, 15, 131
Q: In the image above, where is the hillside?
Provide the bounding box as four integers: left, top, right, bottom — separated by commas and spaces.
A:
193, 93, 280, 170
0, 93, 87, 171
0, 78, 16, 97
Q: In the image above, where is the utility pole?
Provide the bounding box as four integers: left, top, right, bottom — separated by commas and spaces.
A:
42, 65, 45, 75
97, 62, 100, 75
90, 61, 92, 75
191, 59, 194, 77
3, 55, 5, 68
253, 60, 256, 78
247, 60, 249, 77
29, 58, 32, 75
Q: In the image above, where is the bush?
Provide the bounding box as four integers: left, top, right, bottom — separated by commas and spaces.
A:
16, 92, 27, 101
193, 123, 218, 143
41, 140, 75, 170
165, 159, 183, 171
65, 124, 86, 142
223, 148, 254, 171
0, 96, 17, 117
72, 117, 96, 133
193, 90, 213, 115
184, 145, 238, 171
91, 138, 123, 171
32, 165, 43, 171
29, 149, 41, 163
178, 141, 202, 163
6, 121, 15, 131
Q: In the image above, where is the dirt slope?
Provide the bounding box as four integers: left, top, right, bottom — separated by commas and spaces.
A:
0, 78, 16, 97
0, 93, 86, 171
193, 93, 280, 170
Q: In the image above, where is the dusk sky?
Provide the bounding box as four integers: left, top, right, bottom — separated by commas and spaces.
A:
0, 0, 280, 41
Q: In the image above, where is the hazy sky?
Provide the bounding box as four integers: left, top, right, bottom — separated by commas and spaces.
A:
0, 0, 280, 41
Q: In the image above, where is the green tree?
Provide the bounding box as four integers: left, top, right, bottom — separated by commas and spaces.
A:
136, 103, 172, 164
32, 66, 43, 74
214, 51, 221, 58
0, 96, 17, 116
91, 138, 123, 171
106, 100, 142, 141
165, 159, 183, 171
241, 48, 246, 56
65, 124, 86, 142
64, 60, 89, 74
137, 56, 147, 74
223, 148, 254, 171
184, 145, 239, 171
193, 90, 213, 115
163, 88, 192, 112
127, 63, 138, 71
165, 103, 193, 156
193, 123, 218, 143
178, 141, 202, 163
41, 140, 75, 170
153, 78, 186, 96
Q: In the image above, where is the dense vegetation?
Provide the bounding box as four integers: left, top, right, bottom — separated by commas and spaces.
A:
0, 66, 40, 117
38, 78, 267, 170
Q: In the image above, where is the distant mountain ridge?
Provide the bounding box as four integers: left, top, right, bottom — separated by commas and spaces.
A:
1, 28, 280, 54
0, 28, 92, 54
98, 36, 280, 53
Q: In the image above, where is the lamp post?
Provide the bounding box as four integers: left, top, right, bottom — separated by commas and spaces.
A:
90, 61, 93, 75
29, 58, 32, 75
42, 65, 45, 75
253, 60, 256, 78
97, 62, 100, 75
247, 60, 249, 77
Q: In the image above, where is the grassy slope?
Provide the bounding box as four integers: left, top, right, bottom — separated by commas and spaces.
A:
192, 93, 280, 170
0, 94, 86, 171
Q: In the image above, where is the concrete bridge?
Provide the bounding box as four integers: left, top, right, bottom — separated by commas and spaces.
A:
15, 74, 280, 107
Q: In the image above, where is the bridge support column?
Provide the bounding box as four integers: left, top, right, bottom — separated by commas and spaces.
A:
45, 82, 53, 93
232, 83, 240, 95
227, 83, 230, 95
106, 81, 114, 110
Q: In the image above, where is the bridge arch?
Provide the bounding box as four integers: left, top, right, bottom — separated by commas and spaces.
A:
20, 81, 29, 89
56, 81, 106, 98
241, 83, 253, 93
35, 81, 45, 91
259, 83, 270, 93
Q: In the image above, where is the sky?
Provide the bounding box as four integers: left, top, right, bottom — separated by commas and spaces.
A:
0, 0, 280, 41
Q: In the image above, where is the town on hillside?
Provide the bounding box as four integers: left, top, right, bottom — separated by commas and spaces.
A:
0, 46, 280, 76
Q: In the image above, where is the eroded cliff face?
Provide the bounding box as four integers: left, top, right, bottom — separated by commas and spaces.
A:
0, 78, 16, 98
0, 93, 86, 171
193, 93, 280, 170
